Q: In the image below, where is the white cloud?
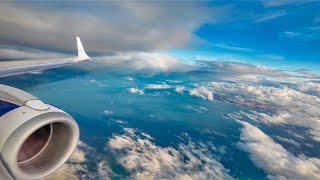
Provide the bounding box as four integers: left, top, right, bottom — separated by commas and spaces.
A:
146, 83, 171, 89
237, 121, 320, 180
175, 86, 185, 94
48, 141, 92, 179
211, 81, 320, 141
281, 26, 320, 41
166, 80, 182, 83
141, 132, 154, 140
107, 128, 233, 180
128, 87, 145, 95
49, 141, 114, 179
46, 164, 85, 180
126, 77, 134, 81
283, 31, 301, 37
200, 106, 208, 111
198, 61, 290, 81
274, 135, 300, 147
212, 43, 253, 52
98, 161, 114, 178
309, 130, 320, 142
295, 81, 320, 97
69, 148, 86, 164
294, 69, 320, 80
104, 110, 114, 115
189, 86, 214, 101
260, 0, 309, 7
97, 52, 195, 73
230, 110, 290, 124
254, 11, 287, 23
112, 119, 128, 125
187, 105, 203, 113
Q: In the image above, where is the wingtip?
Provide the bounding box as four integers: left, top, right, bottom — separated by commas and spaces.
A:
76, 36, 90, 61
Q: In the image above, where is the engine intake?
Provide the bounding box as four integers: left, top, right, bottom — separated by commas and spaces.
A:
0, 85, 79, 180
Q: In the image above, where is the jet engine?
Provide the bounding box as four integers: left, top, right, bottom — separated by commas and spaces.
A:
0, 84, 79, 180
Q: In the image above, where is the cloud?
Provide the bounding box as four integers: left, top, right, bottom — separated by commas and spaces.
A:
295, 81, 320, 97
281, 26, 320, 41
166, 80, 182, 83
260, 0, 311, 7
0, 47, 68, 61
210, 82, 320, 141
107, 128, 233, 180
104, 110, 114, 115
46, 164, 85, 180
48, 141, 113, 179
95, 53, 291, 79
237, 121, 320, 180
283, 31, 301, 37
47, 141, 90, 179
146, 83, 171, 89
294, 69, 320, 80
97, 161, 114, 178
0, 2, 230, 54
254, 10, 287, 23
96, 52, 196, 73
274, 135, 301, 148
112, 119, 128, 125
198, 60, 290, 81
128, 87, 145, 95
189, 85, 214, 101
175, 86, 185, 94
125, 77, 134, 81
212, 43, 253, 52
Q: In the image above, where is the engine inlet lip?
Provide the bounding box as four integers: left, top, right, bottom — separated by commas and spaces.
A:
0, 105, 79, 180
17, 123, 53, 165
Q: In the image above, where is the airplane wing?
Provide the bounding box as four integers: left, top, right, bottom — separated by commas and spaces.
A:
0, 37, 90, 77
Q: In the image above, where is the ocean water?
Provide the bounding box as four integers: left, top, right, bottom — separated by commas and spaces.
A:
1, 61, 318, 179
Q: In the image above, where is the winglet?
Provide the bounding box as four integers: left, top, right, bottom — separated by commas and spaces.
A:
76, 37, 91, 61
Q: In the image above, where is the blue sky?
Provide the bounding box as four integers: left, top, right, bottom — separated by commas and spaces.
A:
168, 1, 320, 71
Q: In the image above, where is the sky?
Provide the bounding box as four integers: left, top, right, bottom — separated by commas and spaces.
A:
0, 1, 319, 72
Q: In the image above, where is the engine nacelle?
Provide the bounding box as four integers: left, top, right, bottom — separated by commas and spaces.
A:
0, 85, 79, 180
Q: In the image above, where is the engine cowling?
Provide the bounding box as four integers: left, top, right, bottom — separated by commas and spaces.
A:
0, 85, 79, 180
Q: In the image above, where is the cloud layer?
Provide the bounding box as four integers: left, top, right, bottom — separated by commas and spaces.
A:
197, 60, 290, 81
107, 128, 233, 180
202, 81, 320, 142
237, 121, 320, 180
0, 2, 229, 54
96, 52, 195, 73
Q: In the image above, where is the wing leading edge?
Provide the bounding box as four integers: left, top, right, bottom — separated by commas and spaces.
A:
0, 37, 90, 77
